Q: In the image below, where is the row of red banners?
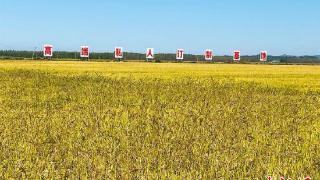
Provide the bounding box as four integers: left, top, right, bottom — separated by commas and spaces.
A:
43, 45, 268, 61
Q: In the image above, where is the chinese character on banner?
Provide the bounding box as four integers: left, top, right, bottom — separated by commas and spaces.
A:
115, 47, 123, 59
233, 50, 241, 61
146, 48, 154, 59
176, 49, 184, 60
80, 46, 89, 58
205, 49, 213, 61
43, 44, 53, 57
260, 51, 267, 62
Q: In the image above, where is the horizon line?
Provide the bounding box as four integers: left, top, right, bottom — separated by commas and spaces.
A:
0, 49, 319, 57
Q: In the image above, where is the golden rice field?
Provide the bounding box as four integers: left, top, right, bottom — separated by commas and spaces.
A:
0, 60, 319, 179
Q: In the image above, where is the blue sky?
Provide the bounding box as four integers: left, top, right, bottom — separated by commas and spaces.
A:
1, 0, 319, 55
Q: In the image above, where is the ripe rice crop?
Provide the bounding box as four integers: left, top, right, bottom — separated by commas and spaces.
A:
0, 61, 319, 179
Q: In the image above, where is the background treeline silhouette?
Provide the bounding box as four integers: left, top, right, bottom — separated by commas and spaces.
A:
0, 50, 319, 64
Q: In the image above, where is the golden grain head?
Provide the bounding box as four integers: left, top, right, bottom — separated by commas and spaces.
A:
0, 61, 319, 179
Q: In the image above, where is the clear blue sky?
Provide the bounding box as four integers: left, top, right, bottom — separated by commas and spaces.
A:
1, 0, 319, 55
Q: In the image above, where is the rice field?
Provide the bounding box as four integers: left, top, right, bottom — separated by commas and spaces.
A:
0, 60, 319, 179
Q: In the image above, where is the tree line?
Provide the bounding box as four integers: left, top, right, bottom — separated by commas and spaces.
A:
0, 50, 319, 64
